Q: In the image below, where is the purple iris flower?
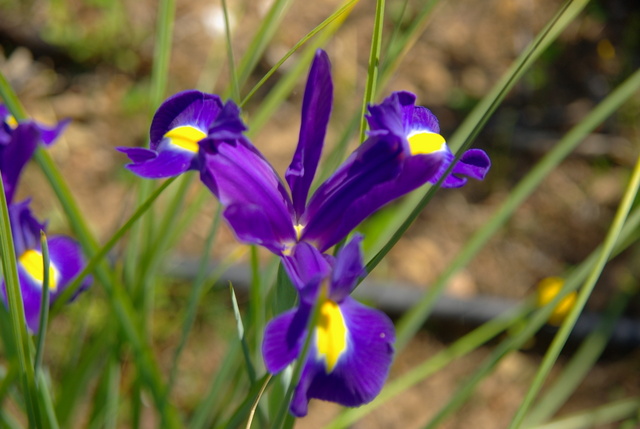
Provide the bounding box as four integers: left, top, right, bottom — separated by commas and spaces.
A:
366, 91, 491, 188
118, 90, 232, 178
0, 200, 91, 333
262, 234, 395, 417
198, 50, 446, 255
0, 104, 69, 203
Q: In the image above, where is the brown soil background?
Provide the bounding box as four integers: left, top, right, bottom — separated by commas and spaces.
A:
1, 0, 639, 427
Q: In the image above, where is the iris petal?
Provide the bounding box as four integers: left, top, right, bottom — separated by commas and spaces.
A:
301, 134, 404, 251
200, 138, 296, 252
285, 50, 333, 219
121, 146, 197, 178
262, 303, 312, 373
0, 123, 40, 204
290, 297, 395, 417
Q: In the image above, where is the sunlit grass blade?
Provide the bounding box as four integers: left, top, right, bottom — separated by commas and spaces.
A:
34, 232, 51, 374
235, 0, 293, 89
230, 283, 257, 384
378, 0, 440, 86
221, 0, 240, 102
37, 372, 59, 429
394, 67, 640, 352
523, 282, 637, 427
531, 397, 640, 429
0, 170, 42, 428
358, 0, 385, 143
508, 152, 640, 429
240, 0, 359, 108
216, 373, 272, 429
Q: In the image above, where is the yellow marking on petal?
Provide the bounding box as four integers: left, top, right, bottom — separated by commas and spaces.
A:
5, 115, 18, 129
536, 277, 577, 326
164, 125, 206, 153
407, 132, 446, 156
316, 299, 348, 373
18, 250, 58, 291
294, 224, 304, 241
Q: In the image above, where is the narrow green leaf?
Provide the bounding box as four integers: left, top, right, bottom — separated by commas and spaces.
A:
240, 0, 359, 108
531, 397, 640, 429
359, 0, 385, 143
34, 232, 51, 373
523, 282, 637, 427
230, 283, 257, 384
221, 0, 240, 102
0, 170, 42, 428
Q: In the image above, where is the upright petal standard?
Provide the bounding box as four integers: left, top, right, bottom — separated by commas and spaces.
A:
262, 235, 395, 416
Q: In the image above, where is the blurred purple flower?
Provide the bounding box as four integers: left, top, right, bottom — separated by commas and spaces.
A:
0, 104, 69, 203
262, 235, 395, 416
0, 201, 91, 333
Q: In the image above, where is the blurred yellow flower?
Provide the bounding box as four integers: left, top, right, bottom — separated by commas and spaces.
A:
536, 277, 577, 326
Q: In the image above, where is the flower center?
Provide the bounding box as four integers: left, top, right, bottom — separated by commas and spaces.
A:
164, 125, 206, 153
316, 299, 348, 373
5, 114, 18, 129
407, 131, 446, 155
19, 249, 58, 291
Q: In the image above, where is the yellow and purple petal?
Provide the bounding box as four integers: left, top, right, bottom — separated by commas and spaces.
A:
118, 90, 223, 178
367, 91, 490, 188
289, 297, 395, 417
285, 50, 333, 219
262, 235, 395, 416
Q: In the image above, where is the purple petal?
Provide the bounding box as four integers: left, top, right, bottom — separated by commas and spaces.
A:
15, 268, 46, 333
117, 147, 156, 163
290, 297, 395, 417
262, 304, 312, 374
47, 235, 91, 302
121, 146, 196, 179
365, 92, 407, 138
149, 90, 223, 149
199, 138, 296, 252
285, 50, 333, 219
439, 148, 491, 188
38, 118, 71, 146
223, 204, 293, 255
0, 123, 40, 203
207, 100, 247, 141
281, 241, 332, 292
9, 200, 46, 257
300, 134, 404, 251
330, 235, 366, 301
